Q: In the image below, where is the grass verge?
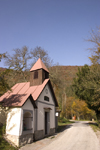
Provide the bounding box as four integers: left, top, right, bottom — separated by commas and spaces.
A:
89, 122, 100, 132
0, 126, 17, 150
57, 119, 74, 133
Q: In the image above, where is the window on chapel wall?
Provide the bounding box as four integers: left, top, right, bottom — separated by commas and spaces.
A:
23, 111, 33, 131
45, 72, 49, 79
34, 71, 38, 79
44, 96, 49, 102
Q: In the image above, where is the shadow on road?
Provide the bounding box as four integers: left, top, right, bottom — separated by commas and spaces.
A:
88, 122, 98, 126
56, 124, 73, 134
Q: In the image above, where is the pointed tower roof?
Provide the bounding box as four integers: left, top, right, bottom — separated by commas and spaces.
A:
30, 58, 49, 73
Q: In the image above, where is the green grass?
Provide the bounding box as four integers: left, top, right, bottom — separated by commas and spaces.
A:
0, 126, 17, 150
58, 120, 74, 126
57, 119, 74, 133
89, 122, 100, 132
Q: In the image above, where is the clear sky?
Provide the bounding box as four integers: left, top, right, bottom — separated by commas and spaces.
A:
0, 0, 100, 68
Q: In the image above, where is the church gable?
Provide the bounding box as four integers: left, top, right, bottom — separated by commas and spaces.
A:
37, 83, 55, 106
22, 97, 34, 110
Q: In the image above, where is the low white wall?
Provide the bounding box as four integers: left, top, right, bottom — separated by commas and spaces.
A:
6, 108, 21, 136
6, 99, 35, 146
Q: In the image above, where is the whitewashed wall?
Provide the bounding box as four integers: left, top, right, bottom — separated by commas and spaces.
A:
6, 98, 35, 136
37, 84, 55, 130
22, 98, 34, 110
6, 108, 21, 136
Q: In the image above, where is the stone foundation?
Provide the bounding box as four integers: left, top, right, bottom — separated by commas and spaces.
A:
34, 128, 55, 140
6, 134, 19, 147
19, 133, 33, 147
49, 128, 55, 135
6, 133, 34, 147
6, 128, 55, 147
34, 130, 44, 140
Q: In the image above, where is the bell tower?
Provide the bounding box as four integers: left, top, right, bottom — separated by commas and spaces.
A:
30, 58, 49, 86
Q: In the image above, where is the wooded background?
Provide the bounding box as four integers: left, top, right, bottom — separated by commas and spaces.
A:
1, 26, 100, 122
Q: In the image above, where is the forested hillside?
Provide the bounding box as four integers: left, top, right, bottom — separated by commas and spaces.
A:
1, 65, 95, 120
49, 65, 96, 120
0, 65, 81, 100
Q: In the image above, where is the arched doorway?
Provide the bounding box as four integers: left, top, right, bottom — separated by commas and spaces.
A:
23, 111, 33, 131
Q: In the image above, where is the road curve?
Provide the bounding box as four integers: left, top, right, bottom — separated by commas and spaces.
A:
20, 121, 100, 150
41, 121, 100, 150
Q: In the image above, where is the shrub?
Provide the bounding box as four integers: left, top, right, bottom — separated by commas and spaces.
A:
59, 117, 68, 123
2, 124, 6, 134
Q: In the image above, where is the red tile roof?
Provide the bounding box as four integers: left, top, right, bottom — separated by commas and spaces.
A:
30, 58, 49, 73
0, 79, 49, 107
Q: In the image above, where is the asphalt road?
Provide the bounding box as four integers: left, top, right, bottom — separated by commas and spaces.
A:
20, 121, 100, 150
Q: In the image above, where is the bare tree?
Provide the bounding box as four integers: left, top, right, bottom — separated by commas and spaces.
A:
5, 46, 31, 71
30, 46, 53, 68
4, 46, 31, 81
4, 46, 54, 84
0, 53, 6, 62
87, 26, 100, 65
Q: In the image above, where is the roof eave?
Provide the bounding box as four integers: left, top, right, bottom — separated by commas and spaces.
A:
22, 94, 37, 109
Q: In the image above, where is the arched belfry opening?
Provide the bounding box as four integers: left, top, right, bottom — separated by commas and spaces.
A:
30, 58, 49, 86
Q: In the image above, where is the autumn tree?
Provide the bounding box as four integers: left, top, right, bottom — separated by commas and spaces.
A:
49, 65, 81, 117
66, 97, 96, 120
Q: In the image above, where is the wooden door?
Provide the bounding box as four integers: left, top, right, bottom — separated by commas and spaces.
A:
45, 112, 48, 135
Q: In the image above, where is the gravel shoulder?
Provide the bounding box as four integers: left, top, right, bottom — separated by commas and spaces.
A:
96, 130, 100, 145
20, 121, 100, 150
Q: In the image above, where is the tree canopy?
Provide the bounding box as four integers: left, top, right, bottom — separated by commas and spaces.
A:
72, 27, 100, 121
73, 65, 100, 119
0, 54, 10, 96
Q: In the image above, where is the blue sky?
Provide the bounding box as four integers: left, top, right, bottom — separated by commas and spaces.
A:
0, 0, 100, 68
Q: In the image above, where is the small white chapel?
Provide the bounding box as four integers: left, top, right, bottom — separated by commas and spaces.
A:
0, 58, 59, 147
